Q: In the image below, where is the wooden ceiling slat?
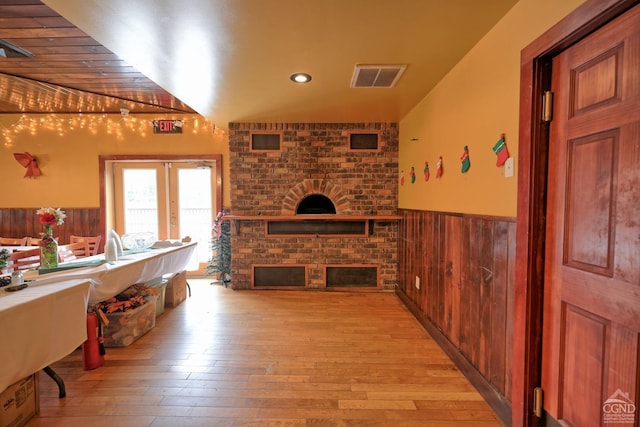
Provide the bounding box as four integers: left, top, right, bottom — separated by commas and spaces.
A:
0, 66, 139, 74
0, 5, 61, 18
0, 27, 87, 38
0, 60, 131, 68
15, 45, 112, 54
54, 82, 163, 89
1, 53, 122, 61
0, 17, 71, 27
4, 36, 98, 47
0, 1, 44, 5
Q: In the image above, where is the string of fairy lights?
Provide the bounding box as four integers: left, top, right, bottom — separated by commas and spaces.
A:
1, 113, 223, 147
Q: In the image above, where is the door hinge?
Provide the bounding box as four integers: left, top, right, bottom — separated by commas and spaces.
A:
543, 91, 554, 123
533, 386, 544, 418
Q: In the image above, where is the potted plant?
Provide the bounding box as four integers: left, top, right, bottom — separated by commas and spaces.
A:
207, 210, 231, 287
0, 248, 9, 271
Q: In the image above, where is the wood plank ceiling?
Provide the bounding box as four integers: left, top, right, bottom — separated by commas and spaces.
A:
0, 0, 194, 114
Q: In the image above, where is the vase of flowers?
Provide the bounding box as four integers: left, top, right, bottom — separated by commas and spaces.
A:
36, 207, 66, 269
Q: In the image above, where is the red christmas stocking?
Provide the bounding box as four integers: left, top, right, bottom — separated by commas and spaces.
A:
492, 136, 509, 166
436, 156, 443, 178
424, 162, 430, 182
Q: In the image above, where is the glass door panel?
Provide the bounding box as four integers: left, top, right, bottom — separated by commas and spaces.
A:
113, 160, 217, 274
170, 164, 215, 270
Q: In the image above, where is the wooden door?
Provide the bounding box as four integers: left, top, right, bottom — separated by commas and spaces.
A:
542, 4, 640, 426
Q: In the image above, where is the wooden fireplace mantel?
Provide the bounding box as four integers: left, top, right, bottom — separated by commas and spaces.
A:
222, 214, 401, 221
221, 214, 401, 236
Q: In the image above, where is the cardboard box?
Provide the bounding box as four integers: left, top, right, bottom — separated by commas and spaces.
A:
164, 270, 187, 308
0, 374, 38, 427
102, 296, 157, 347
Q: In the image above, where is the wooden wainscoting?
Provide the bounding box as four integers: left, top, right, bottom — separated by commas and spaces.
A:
0, 207, 101, 247
397, 209, 516, 424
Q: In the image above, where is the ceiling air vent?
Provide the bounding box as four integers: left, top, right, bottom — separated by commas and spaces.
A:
351, 64, 406, 88
0, 39, 34, 58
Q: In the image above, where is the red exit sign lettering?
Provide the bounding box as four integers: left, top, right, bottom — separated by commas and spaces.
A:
152, 119, 183, 134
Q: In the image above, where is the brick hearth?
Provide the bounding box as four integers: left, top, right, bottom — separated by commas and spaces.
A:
228, 122, 399, 290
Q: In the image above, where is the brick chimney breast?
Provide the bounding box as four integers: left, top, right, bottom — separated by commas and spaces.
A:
228, 122, 398, 290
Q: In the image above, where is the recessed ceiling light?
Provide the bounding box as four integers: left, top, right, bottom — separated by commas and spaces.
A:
290, 73, 312, 83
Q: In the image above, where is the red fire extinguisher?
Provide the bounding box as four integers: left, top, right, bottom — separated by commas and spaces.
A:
82, 311, 105, 370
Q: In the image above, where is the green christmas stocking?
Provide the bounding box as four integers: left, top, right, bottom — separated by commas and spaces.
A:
460, 146, 470, 173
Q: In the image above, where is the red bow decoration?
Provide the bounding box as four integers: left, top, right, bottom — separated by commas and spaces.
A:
13, 152, 41, 178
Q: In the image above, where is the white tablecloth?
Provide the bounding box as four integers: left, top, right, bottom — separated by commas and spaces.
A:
24, 242, 198, 303
0, 242, 196, 392
0, 278, 91, 392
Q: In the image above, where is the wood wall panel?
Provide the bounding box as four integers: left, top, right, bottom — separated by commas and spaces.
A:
398, 209, 515, 420
0, 207, 102, 248
490, 221, 509, 394
443, 215, 461, 346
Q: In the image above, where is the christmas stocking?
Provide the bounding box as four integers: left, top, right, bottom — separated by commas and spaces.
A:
410, 166, 416, 184
492, 136, 509, 166
400, 171, 405, 186
436, 156, 443, 178
460, 146, 470, 173
424, 162, 430, 182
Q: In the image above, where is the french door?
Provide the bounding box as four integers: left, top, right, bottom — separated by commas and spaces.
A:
112, 160, 218, 274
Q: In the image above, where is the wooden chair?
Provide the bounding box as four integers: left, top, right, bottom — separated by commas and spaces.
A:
0, 237, 28, 246
58, 241, 90, 263
70, 235, 102, 256
9, 247, 41, 271
26, 237, 42, 246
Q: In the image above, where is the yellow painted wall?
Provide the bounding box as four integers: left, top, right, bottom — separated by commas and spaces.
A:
399, 0, 586, 217
0, 113, 229, 208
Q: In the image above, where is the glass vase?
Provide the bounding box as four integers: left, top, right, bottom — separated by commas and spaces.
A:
40, 225, 58, 268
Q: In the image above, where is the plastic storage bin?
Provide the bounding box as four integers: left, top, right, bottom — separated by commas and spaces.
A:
102, 296, 157, 347
149, 280, 167, 317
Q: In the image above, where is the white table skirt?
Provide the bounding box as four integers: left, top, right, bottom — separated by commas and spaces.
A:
23, 242, 198, 303
0, 278, 91, 392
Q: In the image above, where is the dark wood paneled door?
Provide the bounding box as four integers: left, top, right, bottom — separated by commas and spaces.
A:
542, 4, 640, 426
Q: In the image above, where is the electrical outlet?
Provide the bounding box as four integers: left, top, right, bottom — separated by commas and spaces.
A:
415, 276, 420, 290
504, 157, 514, 178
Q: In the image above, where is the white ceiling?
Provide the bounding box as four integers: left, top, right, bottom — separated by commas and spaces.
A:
43, 0, 518, 129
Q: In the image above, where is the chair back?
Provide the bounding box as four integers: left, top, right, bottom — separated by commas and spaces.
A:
0, 237, 28, 246
9, 247, 41, 272
26, 237, 42, 246
58, 241, 90, 263
70, 235, 102, 256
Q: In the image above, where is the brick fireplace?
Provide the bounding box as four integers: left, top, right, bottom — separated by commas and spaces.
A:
227, 122, 399, 290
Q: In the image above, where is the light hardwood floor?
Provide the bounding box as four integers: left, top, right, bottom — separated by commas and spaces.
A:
28, 280, 504, 426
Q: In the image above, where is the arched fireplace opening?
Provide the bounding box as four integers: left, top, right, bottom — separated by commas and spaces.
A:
296, 194, 336, 215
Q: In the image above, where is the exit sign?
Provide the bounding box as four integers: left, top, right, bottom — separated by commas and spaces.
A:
152, 119, 183, 134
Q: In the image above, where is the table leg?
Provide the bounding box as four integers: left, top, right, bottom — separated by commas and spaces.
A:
42, 366, 66, 398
